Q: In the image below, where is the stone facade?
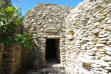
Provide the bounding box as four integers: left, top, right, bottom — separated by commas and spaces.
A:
0, 44, 21, 74
24, 0, 111, 74
0, 44, 34, 74
65, 0, 111, 74
24, 3, 73, 66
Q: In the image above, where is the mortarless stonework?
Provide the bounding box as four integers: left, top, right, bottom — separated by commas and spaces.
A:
65, 0, 111, 74
24, 0, 111, 74
24, 3, 73, 67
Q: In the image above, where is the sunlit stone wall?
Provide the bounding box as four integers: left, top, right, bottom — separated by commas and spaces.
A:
65, 0, 111, 74
24, 3, 73, 67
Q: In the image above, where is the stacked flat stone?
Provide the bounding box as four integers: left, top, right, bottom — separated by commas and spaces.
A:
24, 3, 73, 69
65, 0, 111, 74
24, 3, 73, 34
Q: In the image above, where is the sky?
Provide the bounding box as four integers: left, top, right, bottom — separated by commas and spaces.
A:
11, 0, 83, 16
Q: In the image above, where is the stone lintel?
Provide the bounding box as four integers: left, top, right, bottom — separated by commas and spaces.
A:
44, 35, 60, 39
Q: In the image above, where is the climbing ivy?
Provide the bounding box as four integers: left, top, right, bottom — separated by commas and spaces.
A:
0, 6, 33, 49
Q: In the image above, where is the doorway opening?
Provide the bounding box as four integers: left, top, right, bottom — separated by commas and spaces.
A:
45, 39, 60, 64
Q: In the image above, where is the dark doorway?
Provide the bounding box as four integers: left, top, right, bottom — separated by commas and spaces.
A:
46, 39, 60, 64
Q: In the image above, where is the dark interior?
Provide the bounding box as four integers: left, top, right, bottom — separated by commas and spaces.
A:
46, 39, 60, 63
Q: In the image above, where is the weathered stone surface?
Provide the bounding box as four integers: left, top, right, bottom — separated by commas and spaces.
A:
0, 44, 22, 74
65, 0, 111, 74
24, 0, 111, 74
24, 3, 73, 68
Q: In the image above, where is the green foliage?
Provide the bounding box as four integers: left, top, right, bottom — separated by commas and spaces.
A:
0, 0, 11, 8
0, 6, 33, 49
15, 32, 33, 49
0, 7, 23, 34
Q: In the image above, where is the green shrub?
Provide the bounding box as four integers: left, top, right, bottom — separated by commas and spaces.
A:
0, 6, 33, 49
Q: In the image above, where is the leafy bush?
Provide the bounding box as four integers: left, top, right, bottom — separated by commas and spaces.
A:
0, 6, 33, 49
0, 7, 23, 34
15, 32, 33, 49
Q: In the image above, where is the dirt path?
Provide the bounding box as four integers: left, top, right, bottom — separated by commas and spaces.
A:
27, 64, 66, 74
27, 59, 66, 74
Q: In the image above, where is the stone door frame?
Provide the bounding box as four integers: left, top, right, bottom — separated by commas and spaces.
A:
41, 36, 60, 65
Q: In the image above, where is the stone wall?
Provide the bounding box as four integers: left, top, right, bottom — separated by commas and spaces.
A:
0, 44, 34, 74
0, 44, 4, 73
0, 44, 21, 74
24, 1, 111, 73
24, 3, 73, 66
21, 49, 33, 73
65, 0, 111, 74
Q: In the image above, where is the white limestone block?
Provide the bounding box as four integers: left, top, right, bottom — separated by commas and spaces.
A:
107, 19, 111, 23
96, 44, 104, 47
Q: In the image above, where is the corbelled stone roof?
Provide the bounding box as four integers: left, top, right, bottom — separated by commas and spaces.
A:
24, 3, 73, 33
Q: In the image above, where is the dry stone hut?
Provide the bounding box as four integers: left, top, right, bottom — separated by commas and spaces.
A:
24, 3, 73, 67
24, 0, 111, 74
